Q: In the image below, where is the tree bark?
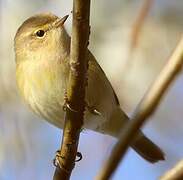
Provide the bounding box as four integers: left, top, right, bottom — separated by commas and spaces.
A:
53, 0, 91, 179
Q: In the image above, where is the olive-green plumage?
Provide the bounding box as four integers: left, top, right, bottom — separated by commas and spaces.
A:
15, 13, 165, 163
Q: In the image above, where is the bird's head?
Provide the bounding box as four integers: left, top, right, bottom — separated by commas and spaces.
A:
14, 13, 69, 64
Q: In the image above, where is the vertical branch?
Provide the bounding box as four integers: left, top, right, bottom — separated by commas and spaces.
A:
53, 0, 91, 179
97, 36, 183, 180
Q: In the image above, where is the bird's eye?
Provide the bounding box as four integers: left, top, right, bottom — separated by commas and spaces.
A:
35, 30, 45, 38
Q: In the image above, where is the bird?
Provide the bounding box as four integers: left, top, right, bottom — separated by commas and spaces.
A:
14, 12, 165, 163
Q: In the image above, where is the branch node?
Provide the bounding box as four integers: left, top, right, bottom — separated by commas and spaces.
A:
70, 62, 80, 76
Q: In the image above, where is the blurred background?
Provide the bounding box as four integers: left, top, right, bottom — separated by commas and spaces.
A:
0, 0, 183, 179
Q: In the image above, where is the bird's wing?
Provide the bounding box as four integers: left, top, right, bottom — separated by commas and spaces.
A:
86, 51, 120, 115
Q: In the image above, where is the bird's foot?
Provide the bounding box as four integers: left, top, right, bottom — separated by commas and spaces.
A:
53, 150, 82, 172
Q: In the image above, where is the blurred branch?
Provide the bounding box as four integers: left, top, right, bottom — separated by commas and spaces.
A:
160, 160, 183, 180
96, 36, 183, 180
53, 0, 91, 180
122, 0, 153, 74
130, 0, 153, 51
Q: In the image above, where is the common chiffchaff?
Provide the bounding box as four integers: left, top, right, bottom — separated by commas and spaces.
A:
14, 13, 164, 162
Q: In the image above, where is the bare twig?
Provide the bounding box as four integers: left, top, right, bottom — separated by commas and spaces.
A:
53, 0, 91, 179
130, 0, 153, 51
160, 160, 183, 180
122, 0, 154, 75
96, 36, 183, 180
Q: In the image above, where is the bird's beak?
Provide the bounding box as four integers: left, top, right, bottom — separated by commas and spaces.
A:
53, 15, 69, 28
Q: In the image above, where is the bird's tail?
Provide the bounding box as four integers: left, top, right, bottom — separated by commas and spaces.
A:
102, 106, 165, 163
132, 132, 165, 163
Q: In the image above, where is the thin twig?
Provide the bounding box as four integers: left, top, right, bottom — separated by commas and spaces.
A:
122, 0, 154, 75
160, 160, 183, 180
130, 0, 153, 51
53, 0, 91, 179
96, 36, 183, 180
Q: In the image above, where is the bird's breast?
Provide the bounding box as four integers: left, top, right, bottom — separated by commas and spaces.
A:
16, 60, 67, 128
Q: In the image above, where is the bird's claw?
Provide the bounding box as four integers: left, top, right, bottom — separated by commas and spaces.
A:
53, 150, 64, 168
87, 104, 101, 116
53, 150, 82, 172
75, 152, 83, 162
